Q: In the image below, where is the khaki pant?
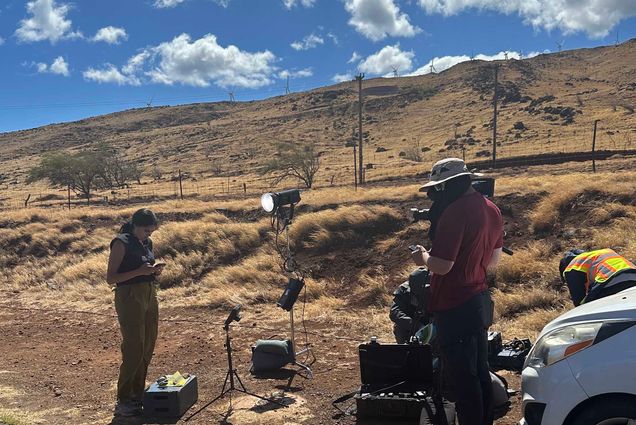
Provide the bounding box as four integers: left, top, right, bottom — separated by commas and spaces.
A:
115, 282, 159, 402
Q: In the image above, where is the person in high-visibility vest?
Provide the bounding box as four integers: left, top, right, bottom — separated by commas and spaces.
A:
559, 248, 636, 306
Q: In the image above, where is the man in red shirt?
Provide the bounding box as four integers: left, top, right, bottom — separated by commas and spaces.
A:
412, 158, 503, 425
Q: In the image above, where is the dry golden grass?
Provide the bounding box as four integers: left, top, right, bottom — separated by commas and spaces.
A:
493, 288, 565, 320
495, 241, 556, 286
1, 165, 634, 348
290, 205, 403, 252
0, 408, 34, 425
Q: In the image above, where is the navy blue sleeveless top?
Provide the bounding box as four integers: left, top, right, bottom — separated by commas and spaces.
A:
110, 233, 156, 286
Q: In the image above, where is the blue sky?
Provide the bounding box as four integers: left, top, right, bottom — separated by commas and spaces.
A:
1, 0, 636, 132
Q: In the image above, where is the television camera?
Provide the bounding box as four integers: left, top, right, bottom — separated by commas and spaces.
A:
411, 177, 495, 223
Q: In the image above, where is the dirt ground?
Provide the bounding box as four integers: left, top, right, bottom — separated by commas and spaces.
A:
0, 303, 522, 425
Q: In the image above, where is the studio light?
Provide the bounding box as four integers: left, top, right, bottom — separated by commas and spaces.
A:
260, 189, 301, 213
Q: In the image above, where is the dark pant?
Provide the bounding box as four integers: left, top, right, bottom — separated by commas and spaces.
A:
115, 282, 159, 402
439, 329, 493, 425
435, 292, 494, 425
393, 323, 411, 344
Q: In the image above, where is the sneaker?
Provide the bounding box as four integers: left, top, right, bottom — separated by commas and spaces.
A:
114, 400, 142, 417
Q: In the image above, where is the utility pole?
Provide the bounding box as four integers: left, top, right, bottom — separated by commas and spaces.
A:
178, 169, 184, 199
356, 73, 364, 185
592, 120, 599, 173
67, 184, 71, 210
353, 144, 358, 190
285, 76, 290, 95
492, 65, 499, 168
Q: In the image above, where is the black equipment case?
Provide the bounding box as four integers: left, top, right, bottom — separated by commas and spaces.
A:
356, 342, 434, 419
143, 375, 198, 418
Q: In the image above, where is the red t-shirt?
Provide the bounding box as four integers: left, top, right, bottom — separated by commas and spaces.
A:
428, 191, 503, 312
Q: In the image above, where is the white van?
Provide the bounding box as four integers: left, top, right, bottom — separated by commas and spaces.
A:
519, 286, 636, 425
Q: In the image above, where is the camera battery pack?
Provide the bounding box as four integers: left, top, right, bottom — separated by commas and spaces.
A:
143, 375, 198, 418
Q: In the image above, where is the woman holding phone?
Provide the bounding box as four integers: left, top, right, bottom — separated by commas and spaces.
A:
106, 208, 164, 417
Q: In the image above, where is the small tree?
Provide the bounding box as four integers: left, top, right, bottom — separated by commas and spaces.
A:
262, 141, 320, 188
29, 150, 103, 205
95, 142, 143, 188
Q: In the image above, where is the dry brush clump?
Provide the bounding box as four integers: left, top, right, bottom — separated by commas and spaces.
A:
290, 205, 404, 253
495, 241, 558, 287
493, 287, 566, 320
527, 172, 636, 234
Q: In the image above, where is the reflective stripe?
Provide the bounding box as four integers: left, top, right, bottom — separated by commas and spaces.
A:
564, 249, 636, 292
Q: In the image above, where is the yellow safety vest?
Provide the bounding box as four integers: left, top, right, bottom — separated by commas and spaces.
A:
564, 249, 636, 292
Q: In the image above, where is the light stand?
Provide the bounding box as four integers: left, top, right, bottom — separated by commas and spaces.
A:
261, 189, 316, 379
278, 221, 315, 379
185, 306, 286, 422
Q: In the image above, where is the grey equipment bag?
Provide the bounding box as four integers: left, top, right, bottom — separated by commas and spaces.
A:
250, 339, 295, 373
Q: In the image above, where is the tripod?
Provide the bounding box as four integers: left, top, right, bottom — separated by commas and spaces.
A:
185, 310, 286, 421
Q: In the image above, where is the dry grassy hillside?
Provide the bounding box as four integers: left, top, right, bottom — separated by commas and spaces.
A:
0, 40, 635, 198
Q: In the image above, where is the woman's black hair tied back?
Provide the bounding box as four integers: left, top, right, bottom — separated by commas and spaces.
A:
120, 208, 158, 234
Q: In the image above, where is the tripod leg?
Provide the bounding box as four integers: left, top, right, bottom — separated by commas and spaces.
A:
184, 387, 231, 422
233, 369, 248, 392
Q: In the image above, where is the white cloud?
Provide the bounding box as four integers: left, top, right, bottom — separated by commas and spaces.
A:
327, 32, 339, 45
283, 0, 316, 9
50, 55, 69, 75
345, 0, 421, 41
15, 0, 82, 43
91, 26, 128, 45
154, 0, 229, 7
278, 68, 313, 79
291, 33, 324, 50
348, 51, 362, 63
358, 44, 414, 76
153, 0, 186, 8
332, 73, 354, 83
122, 51, 152, 75
84, 33, 277, 89
0, 37, 5, 45
35, 55, 70, 76
417, 0, 636, 38
147, 34, 276, 88
83, 64, 140, 85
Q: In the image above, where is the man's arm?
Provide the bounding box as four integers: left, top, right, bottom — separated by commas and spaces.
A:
389, 289, 413, 327
565, 270, 587, 306
412, 247, 454, 275
488, 247, 503, 271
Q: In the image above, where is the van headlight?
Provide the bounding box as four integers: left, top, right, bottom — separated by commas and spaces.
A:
524, 322, 603, 369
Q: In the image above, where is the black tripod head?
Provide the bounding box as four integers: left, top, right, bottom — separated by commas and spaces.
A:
224, 304, 242, 330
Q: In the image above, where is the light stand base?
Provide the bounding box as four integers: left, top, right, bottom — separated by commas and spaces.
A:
293, 346, 316, 379
289, 307, 316, 379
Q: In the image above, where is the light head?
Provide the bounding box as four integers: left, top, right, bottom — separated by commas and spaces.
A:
261, 189, 301, 214
224, 304, 242, 329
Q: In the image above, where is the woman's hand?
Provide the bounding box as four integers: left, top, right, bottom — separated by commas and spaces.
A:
135, 263, 156, 277
152, 263, 166, 276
